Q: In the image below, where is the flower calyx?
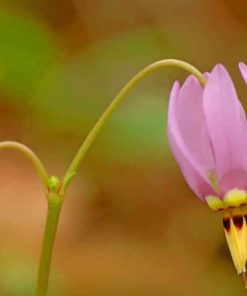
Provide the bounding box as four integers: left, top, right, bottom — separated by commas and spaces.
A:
206, 189, 247, 211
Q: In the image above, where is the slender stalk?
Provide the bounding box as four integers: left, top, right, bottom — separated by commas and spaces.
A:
0, 141, 49, 188
61, 59, 206, 193
35, 59, 205, 295
36, 192, 63, 296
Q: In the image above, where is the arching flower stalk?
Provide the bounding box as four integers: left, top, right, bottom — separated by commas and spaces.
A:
0, 59, 206, 296
168, 62, 247, 286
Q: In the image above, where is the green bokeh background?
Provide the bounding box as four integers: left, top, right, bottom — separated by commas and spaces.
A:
0, 0, 246, 295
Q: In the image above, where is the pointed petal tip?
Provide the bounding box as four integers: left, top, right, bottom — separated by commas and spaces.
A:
211, 63, 228, 75
168, 80, 180, 105
203, 72, 210, 80
173, 80, 180, 88
239, 62, 247, 85
169, 80, 180, 94
239, 61, 247, 70
183, 74, 201, 85
167, 80, 180, 128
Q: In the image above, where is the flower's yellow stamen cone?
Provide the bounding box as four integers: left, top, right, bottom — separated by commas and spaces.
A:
206, 190, 247, 284
223, 210, 247, 275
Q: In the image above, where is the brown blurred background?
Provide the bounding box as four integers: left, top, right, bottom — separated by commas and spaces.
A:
0, 0, 246, 295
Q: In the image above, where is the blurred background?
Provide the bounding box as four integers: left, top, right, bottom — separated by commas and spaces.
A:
0, 0, 246, 295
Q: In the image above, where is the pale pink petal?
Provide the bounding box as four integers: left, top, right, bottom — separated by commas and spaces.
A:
203, 72, 210, 80
168, 132, 216, 200
239, 62, 247, 85
168, 81, 216, 200
203, 64, 247, 194
176, 75, 215, 175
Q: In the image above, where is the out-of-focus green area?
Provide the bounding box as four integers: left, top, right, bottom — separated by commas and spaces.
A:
0, 0, 246, 295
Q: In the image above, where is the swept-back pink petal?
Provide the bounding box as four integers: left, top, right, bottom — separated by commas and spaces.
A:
168, 81, 216, 200
239, 62, 247, 85
176, 75, 215, 174
203, 64, 247, 194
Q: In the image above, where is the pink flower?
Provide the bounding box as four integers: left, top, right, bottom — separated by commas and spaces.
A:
167, 63, 247, 279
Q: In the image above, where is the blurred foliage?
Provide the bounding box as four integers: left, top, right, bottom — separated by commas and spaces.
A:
32, 29, 178, 163
0, 257, 35, 295
0, 249, 67, 295
0, 9, 59, 99
33, 28, 175, 131
102, 94, 169, 163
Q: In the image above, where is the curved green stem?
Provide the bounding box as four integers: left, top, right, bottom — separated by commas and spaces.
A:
35, 59, 205, 295
61, 59, 206, 193
0, 141, 49, 188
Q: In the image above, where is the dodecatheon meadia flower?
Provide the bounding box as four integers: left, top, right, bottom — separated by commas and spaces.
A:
167, 62, 247, 283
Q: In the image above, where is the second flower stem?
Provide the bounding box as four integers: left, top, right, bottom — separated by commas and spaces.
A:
61, 59, 206, 193
0, 141, 49, 188
35, 59, 206, 295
